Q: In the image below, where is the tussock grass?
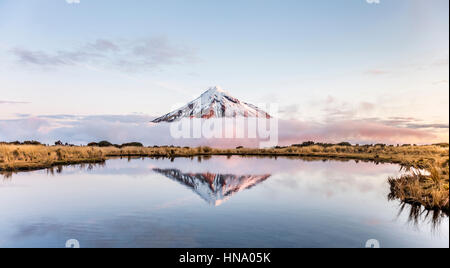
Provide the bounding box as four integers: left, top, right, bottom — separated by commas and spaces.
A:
388, 159, 449, 213
0, 145, 105, 171
1, 144, 448, 171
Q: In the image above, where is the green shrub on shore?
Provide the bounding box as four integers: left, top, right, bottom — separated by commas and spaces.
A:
87, 141, 114, 147
121, 142, 143, 147
0, 140, 42, 145
292, 141, 315, 147
433, 143, 450, 148
87, 142, 99, 147
87, 141, 144, 148
98, 141, 113, 147
337, 142, 352, 146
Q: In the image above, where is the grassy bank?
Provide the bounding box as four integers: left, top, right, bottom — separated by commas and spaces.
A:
388, 160, 449, 213
1, 143, 448, 211
0, 145, 106, 171
1, 143, 448, 171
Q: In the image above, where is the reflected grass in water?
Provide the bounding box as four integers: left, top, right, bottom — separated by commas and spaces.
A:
393, 201, 449, 231
1, 162, 107, 180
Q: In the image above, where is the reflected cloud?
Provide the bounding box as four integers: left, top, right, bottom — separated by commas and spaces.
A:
153, 168, 270, 206
9, 217, 200, 248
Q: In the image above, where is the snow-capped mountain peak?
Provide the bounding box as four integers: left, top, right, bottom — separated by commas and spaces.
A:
204, 85, 226, 94
152, 86, 271, 123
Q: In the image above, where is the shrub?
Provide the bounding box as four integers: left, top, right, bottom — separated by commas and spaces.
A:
337, 142, 352, 146
292, 141, 315, 147
98, 141, 113, 147
202, 146, 212, 153
433, 143, 449, 148
121, 142, 144, 147
23, 140, 41, 145
315, 142, 334, 148
87, 141, 114, 147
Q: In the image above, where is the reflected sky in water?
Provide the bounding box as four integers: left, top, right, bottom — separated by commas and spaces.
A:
0, 156, 448, 248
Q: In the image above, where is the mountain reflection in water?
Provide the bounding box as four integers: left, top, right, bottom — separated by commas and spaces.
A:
153, 168, 270, 206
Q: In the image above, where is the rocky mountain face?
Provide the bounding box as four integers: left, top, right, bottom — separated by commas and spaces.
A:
152, 86, 271, 123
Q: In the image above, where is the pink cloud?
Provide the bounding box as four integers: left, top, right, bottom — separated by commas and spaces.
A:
277, 119, 437, 145
0, 115, 443, 147
365, 69, 389, 75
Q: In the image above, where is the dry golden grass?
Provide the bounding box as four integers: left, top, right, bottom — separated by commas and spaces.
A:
388, 158, 449, 212
0, 145, 105, 171
1, 144, 448, 171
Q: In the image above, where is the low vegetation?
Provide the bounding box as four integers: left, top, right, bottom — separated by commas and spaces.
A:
1, 141, 448, 211
1, 141, 448, 170
388, 160, 449, 213
0, 144, 105, 171
87, 141, 144, 148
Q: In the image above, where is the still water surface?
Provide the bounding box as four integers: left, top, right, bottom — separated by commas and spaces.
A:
0, 156, 448, 248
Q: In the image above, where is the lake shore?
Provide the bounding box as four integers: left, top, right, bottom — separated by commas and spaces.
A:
1, 143, 448, 211
1, 143, 448, 171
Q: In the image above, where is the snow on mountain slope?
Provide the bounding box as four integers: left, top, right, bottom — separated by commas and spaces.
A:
152, 86, 271, 123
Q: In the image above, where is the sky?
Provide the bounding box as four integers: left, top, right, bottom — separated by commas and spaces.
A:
0, 0, 448, 145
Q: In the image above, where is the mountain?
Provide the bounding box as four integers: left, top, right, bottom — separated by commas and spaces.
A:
153, 168, 270, 206
152, 86, 271, 123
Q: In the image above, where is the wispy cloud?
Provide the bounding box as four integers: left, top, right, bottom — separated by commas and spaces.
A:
365, 69, 389, 75
319, 96, 376, 120
10, 37, 198, 72
0, 100, 30, 105
303, 96, 449, 135
365, 116, 449, 130
277, 119, 436, 146
87, 39, 120, 52
403, 123, 449, 129
11, 48, 101, 66
432, 58, 449, 67
66, 0, 80, 4
278, 104, 301, 119
432, 80, 449, 85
